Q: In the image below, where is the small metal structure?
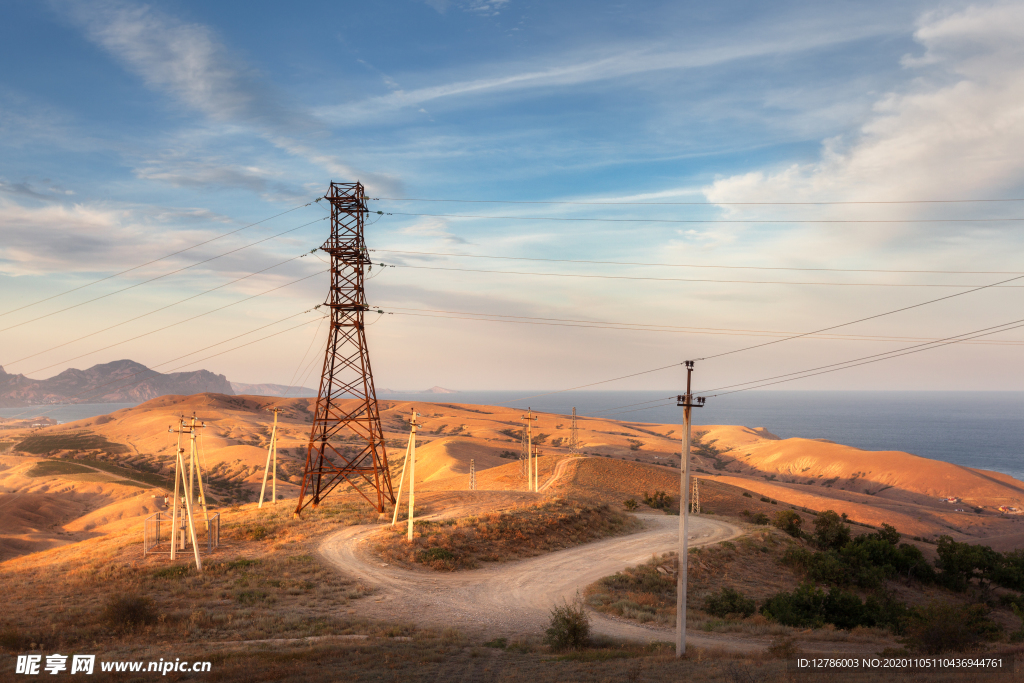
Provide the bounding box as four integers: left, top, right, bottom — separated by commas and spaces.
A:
295, 181, 394, 514
469, 458, 476, 490
144, 510, 220, 556
691, 477, 700, 514
568, 407, 581, 456
675, 361, 706, 658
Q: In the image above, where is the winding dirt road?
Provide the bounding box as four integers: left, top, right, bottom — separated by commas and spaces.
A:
320, 513, 756, 649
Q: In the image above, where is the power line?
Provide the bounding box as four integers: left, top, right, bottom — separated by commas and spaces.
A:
0, 217, 327, 335
385, 210, 1024, 225
374, 196, 1024, 206
372, 249, 1024, 276
383, 306, 1023, 345
0, 199, 319, 320
511, 362, 686, 403
390, 263, 1024, 289
21, 270, 328, 377
699, 272, 1024, 361
4, 310, 325, 418
704, 319, 1024, 398
699, 318, 1024, 396
3, 249, 319, 369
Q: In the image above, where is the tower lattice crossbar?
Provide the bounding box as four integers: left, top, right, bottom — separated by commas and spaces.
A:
295, 181, 395, 514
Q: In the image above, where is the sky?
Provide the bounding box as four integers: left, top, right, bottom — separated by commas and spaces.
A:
0, 0, 1022, 402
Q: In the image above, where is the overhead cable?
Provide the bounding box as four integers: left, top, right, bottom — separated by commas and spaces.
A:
0, 198, 319, 319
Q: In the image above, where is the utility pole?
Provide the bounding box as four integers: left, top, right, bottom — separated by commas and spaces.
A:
390, 430, 413, 528
521, 408, 538, 492
259, 407, 283, 508
187, 414, 210, 530
469, 459, 476, 491
295, 181, 394, 514
407, 411, 418, 542
568, 407, 581, 456
167, 420, 203, 572
676, 361, 705, 658
692, 477, 700, 514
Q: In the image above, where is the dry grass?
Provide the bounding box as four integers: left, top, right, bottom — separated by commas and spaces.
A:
0, 496, 386, 652
371, 499, 642, 571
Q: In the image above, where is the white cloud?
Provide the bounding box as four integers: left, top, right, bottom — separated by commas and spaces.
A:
704, 2, 1024, 212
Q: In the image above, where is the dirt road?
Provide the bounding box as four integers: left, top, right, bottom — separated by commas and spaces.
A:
319, 513, 765, 650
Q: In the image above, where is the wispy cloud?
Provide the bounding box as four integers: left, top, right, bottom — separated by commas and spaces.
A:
318, 22, 897, 125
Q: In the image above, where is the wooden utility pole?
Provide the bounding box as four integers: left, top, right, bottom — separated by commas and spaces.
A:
675, 361, 705, 657
259, 408, 283, 508
407, 411, 418, 542
521, 408, 538, 492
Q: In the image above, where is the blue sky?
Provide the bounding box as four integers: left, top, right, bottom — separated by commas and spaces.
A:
1, 0, 1022, 399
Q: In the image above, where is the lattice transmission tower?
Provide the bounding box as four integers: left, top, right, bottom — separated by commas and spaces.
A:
568, 407, 581, 455
295, 181, 394, 514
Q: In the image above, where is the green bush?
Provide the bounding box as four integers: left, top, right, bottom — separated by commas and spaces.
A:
901, 602, 998, 654
703, 587, 755, 618
760, 583, 904, 631
545, 595, 590, 651
812, 510, 851, 550
623, 499, 638, 511
752, 513, 770, 525
642, 491, 673, 511
102, 595, 157, 632
773, 510, 803, 537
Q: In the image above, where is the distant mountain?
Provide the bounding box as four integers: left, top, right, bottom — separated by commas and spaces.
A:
230, 382, 318, 398
376, 386, 458, 395
0, 360, 234, 408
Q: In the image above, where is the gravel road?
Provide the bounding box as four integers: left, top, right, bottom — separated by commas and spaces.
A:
319, 513, 767, 650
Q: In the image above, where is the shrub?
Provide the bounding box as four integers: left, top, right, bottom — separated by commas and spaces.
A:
623, 499, 638, 511
752, 513, 770, 525
742, 492, 752, 498
759, 496, 771, 503
545, 594, 590, 651
102, 595, 157, 632
642, 491, 673, 511
703, 587, 755, 618
902, 602, 998, 654
812, 510, 851, 550
773, 510, 803, 537
418, 547, 456, 563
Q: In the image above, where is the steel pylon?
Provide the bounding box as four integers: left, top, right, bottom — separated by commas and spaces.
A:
294, 181, 395, 514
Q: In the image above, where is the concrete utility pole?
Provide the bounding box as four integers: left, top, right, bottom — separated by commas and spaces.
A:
407, 410, 418, 542
390, 433, 413, 527
675, 361, 705, 658
167, 419, 203, 572
259, 408, 283, 508
521, 408, 538, 492
187, 414, 210, 530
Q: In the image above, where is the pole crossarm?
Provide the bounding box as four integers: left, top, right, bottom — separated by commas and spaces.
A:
295, 182, 394, 514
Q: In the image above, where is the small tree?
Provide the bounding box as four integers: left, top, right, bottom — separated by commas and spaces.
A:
704, 587, 755, 618
773, 510, 803, 537
813, 510, 851, 550
623, 499, 638, 511
544, 594, 590, 651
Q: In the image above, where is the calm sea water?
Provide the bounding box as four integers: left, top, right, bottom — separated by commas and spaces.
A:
383, 391, 1024, 482
4, 392, 1021, 481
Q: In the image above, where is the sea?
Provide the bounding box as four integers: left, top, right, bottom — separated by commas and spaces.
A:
3, 392, 1021, 481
